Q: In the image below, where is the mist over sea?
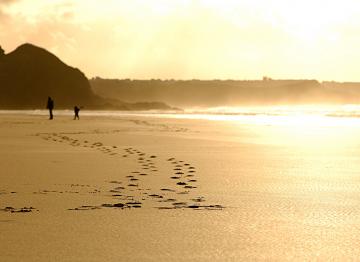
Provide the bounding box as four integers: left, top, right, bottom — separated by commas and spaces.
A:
3, 105, 360, 123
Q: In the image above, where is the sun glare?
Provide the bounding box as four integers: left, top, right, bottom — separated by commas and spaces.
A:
257, 112, 360, 149
186, 105, 360, 148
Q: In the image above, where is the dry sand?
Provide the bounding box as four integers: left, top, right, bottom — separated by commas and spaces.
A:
1, 112, 360, 261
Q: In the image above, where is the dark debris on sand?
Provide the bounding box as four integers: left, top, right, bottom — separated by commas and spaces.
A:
1, 206, 38, 213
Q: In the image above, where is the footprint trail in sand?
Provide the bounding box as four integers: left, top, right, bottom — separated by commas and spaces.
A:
14, 132, 225, 212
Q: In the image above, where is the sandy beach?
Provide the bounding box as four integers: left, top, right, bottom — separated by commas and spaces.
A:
2, 111, 360, 261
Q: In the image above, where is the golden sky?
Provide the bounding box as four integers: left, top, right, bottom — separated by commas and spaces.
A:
1, 0, 360, 81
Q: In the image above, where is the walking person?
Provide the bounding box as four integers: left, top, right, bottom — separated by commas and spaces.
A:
74, 106, 80, 120
46, 97, 54, 120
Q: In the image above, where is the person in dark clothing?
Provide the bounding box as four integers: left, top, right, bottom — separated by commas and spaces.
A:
74, 106, 80, 120
46, 97, 54, 120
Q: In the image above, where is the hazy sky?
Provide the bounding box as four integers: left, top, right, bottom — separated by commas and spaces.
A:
1, 0, 360, 81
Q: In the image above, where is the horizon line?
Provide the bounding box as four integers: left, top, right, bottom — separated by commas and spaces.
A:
89, 77, 360, 83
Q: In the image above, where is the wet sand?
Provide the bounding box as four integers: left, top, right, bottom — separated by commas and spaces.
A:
1, 113, 360, 261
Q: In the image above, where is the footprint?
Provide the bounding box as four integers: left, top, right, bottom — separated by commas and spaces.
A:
159, 198, 177, 202
160, 188, 175, 192
204, 205, 224, 210
126, 201, 142, 207
2, 206, 38, 213
173, 202, 187, 207
187, 205, 200, 209
191, 197, 205, 202
109, 181, 122, 184
149, 194, 163, 199
68, 206, 99, 211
